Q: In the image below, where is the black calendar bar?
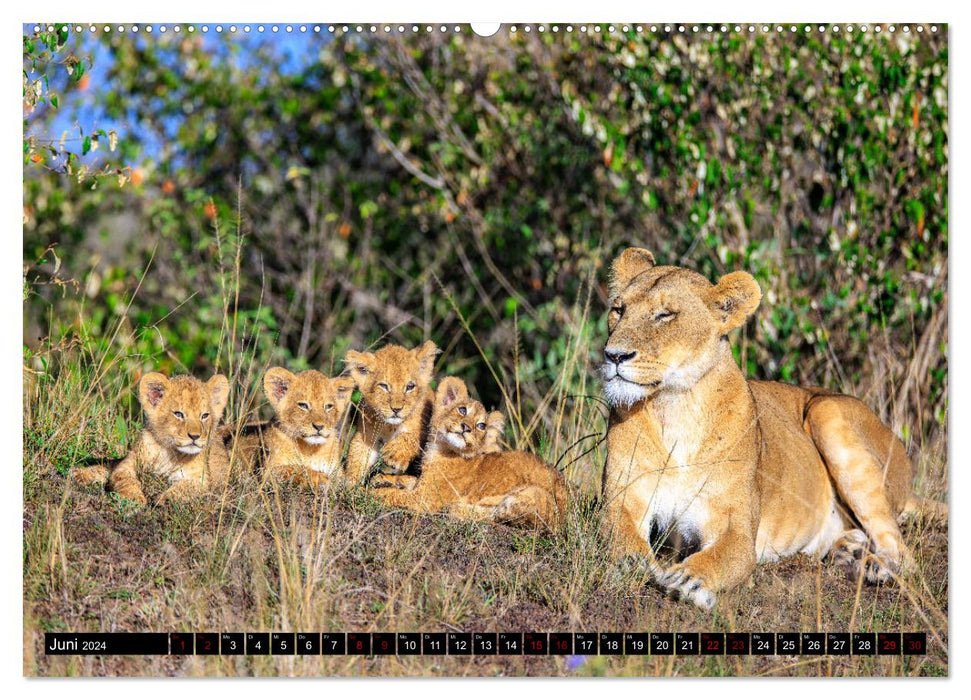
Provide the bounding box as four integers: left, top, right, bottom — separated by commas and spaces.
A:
44, 633, 169, 655
41, 631, 928, 656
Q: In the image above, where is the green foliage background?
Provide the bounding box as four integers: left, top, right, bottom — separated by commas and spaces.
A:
23, 25, 948, 445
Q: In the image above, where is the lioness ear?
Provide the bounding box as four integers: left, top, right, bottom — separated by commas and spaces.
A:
264, 367, 294, 407
436, 376, 468, 407
610, 247, 656, 297
138, 372, 170, 412
708, 271, 762, 331
344, 350, 375, 384
413, 340, 440, 382
207, 374, 230, 417
486, 410, 505, 434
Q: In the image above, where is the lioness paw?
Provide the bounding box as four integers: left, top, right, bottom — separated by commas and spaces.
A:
829, 529, 908, 584
655, 564, 716, 610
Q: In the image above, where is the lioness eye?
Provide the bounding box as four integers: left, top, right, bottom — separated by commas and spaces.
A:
476, 422, 486, 431
610, 304, 624, 316
378, 383, 390, 393
173, 411, 185, 420
201, 412, 210, 420
655, 310, 676, 321
405, 382, 416, 392
325, 403, 334, 411
458, 406, 467, 416
297, 402, 310, 411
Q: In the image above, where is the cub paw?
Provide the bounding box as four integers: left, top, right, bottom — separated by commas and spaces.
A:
655, 563, 716, 610
70, 466, 109, 487
370, 474, 417, 490
379, 443, 416, 473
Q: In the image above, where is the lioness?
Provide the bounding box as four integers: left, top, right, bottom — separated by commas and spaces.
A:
72, 372, 231, 505
601, 248, 932, 609
372, 377, 568, 531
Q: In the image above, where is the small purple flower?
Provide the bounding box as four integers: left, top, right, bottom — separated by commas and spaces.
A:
566, 654, 587, 671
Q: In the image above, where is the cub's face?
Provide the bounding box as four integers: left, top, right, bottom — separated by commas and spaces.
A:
264, 368, 354, 444
345, 341, 438, 426
139, 372, 229, 455
602, 248, 762, 408
431, 377, 505, 456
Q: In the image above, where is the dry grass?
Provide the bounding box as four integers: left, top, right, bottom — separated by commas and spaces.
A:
21, 289, 949, 678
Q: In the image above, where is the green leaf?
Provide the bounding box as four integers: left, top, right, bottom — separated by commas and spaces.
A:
81, 136, 91, 155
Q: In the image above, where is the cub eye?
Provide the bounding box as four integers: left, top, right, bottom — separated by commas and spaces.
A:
476, 422, 486, 431
173, 411, 185, 420
378, 383, 390, 393
458, 406, 467, 416
297, 402, 310, 411
609, 304, 625, 317
655, 310, 676, 321
405, 382, 416, 392
201, 412, 210, 420
324, 403, 334, 411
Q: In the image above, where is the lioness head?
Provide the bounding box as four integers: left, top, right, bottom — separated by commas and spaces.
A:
601, 247, 762, 407
430, 377, 504, 456
344, 341, 439, 425
264, 368, 355, 444
138, 372, 230, 455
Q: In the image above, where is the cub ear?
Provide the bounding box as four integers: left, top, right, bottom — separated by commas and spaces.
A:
138, 372, 170, 411
486, 410, 505, 435
436, 376, 468, 407
344, 350, 375, 384
207, 374, 230, 417
264, 367, 295, 407
333, 377, 355, 400
412, 340, 440, 382
707, 271, 762, 331
609, 247, 656, 297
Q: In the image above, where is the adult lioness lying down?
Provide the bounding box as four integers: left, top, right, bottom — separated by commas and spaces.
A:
601, 247, 933, 610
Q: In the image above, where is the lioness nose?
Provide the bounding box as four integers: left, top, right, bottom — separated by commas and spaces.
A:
390, 406, 402, 415
604, 348, 637, 365
312, 423, 324, 432
187, 432, 201, 441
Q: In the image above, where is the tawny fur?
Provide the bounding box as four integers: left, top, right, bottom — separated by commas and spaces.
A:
234, 368, 354, 491
71, 372, 231, 505
600, 248, 938, 609
343, 341, 438, 484
371, 377, 569, 532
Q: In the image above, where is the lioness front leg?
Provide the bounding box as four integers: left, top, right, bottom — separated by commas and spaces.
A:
603, 502, 663, 577
655, 528, 756, 610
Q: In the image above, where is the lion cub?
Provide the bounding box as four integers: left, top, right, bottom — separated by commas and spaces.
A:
240, 368, 355, 490
372, 377, 569, 532
344, 341, 438, 484
72, 372, 230, 505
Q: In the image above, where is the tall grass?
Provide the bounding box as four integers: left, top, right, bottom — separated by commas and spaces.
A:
22, 223, 948, 678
